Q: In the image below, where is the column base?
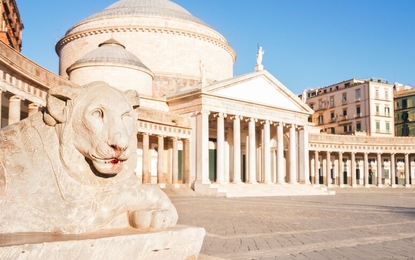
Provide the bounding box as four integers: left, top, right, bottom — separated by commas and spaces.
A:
339, 184, 345, 188
232, 181, 244, 185
377, 184, 384, 188
352, 184, 358, 188
365, 184, 370, 188
405, 184, 412, 188
248, 181, 259, 185
277, 182, 287, 185
391, 184, 397, 188
158, 183, 167, 189
289, 182, 299, 185
313, 184, 320, 188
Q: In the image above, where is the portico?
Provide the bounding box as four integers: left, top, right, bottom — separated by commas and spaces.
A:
168, 70, 315, 196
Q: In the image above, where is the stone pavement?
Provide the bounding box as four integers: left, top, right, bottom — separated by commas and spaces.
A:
169, 187, 415, 259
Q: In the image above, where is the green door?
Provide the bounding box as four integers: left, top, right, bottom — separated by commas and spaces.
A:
209, 149, 217, 181
178, 150, 183, 181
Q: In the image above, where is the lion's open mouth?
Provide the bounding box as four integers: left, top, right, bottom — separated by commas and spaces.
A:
108, 159, 124, 164
91, 155, 126, 165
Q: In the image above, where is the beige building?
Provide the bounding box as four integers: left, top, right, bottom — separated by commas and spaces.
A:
1, 0, 415, 197
304, 78, 395, 136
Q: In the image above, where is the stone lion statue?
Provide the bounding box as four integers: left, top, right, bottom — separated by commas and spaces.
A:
0, 81, 178, 234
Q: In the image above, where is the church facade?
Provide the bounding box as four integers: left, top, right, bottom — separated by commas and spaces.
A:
1, 0, 415, 196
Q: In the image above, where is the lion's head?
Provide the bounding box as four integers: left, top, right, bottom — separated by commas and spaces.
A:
43, 81, 140, 186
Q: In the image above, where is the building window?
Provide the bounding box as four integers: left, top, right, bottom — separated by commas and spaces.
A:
318, 115, 324, 124
402, 99, 408, 109
385, 90, 389, 99
343, 125, 348, 133
376, 121, 380, 132
355, 89, 361, 100
348, 125, 352, 132
386, 122, 390, 133
330, 127, 335, 134
385, 107, 390, 116
356, 106, 361, 114
343, 109, 347, 116
356, 122, 361, 131
403, 125, 409, 136
376, 105, 380, 115
345, 83, 350, 88
330, 111, 335, 121
342, 93, 347, 102
329, 96, 334, 107
375, 89, 379, 99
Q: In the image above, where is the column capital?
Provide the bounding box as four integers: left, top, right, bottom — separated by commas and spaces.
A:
260, 119, 271, 125
197, 110, 210, 116
213, 112, 227, 118
9, 95, 23, 102
246, 117, 257, 123
230, 115, 242, 121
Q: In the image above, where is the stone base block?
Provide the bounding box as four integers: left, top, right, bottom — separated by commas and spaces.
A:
0, 225, 205, 260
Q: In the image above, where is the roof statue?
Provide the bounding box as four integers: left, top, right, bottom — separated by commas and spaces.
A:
200, 60, 208, 87
255, 46, 265, 71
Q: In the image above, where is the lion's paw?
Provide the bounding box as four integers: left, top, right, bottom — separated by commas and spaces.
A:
129, 208, 178, 230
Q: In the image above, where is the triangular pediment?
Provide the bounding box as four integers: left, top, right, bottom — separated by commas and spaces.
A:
203, 70, 313, 114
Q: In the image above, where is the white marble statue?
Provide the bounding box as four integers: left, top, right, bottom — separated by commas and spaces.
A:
256, 46, 265, 66
0, 81, 178, 234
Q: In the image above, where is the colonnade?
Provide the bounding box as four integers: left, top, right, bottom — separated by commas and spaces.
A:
0, 89, 41, 128
139, 133, 190, 185
311, 150, 413, 187
193, 110, 310, 186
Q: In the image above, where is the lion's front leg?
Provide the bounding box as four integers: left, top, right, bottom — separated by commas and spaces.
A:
127, 184, 178, 230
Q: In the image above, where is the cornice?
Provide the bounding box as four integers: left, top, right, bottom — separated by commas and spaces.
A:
56, 26, 237, 62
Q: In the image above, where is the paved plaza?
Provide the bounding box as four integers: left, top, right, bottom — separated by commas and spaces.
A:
169, 188, 415, 259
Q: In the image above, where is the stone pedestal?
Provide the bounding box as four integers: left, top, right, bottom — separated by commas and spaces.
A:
0, 225, 205, 260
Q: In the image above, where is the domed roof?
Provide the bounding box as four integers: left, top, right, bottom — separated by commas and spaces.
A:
67, 38, 152, 74
80, 0, 209, 27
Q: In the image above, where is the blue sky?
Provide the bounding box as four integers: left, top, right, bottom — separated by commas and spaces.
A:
18, 0, 414, 94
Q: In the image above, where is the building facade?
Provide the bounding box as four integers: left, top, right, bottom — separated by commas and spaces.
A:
395, 88, 415, 136
0, 0, 22, 52
304, 78, 395, 136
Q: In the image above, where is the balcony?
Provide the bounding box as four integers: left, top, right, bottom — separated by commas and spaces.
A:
355, 98, 361, 102
354, 113, 362, 118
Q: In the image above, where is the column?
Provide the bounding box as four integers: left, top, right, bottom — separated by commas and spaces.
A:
183, 139, 191, 184
263, 120, 271, 184
405, 153, 411, 187
300, 127, 310, 184
364, 152, 369, 187
391, 153, 396, 188
351, 152, 356, 187
248, 118, 257, 184
314, 150, 319, 185
216, 113, 225, 184
289, 124, 297, 184
196, 110, 210, 184
339, 152, 344, 187
326, 151, 331, 186
142, 133, 151, 183
172, 137, 179, 184
377, 153, 383, 187
8, 95, 21, 125
232, 116, 242, 184
157, 135, 165, 184
276, 123, 285, 184
28, 103, 40, 117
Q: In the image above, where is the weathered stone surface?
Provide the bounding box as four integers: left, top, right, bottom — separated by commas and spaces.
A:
0, 81, 178, 234
0, 225, 205, 260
